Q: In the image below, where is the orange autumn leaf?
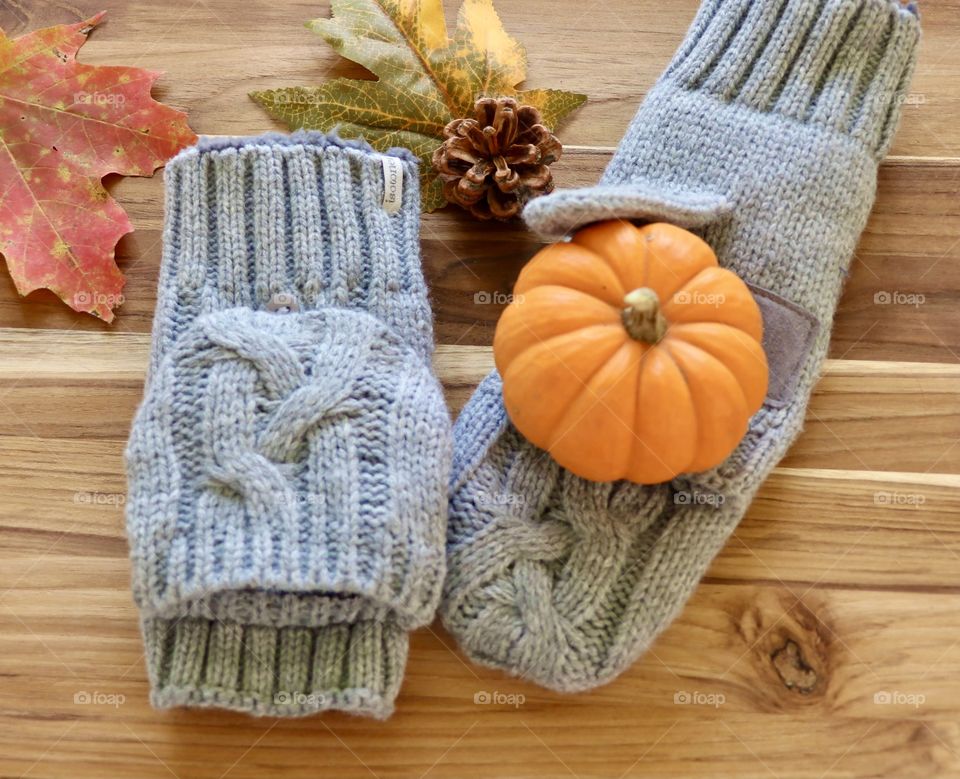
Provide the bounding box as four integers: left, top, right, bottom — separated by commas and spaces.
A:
0, 12, 197, 322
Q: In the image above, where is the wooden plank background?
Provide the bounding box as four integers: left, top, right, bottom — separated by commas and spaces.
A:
0, 1, 958, 777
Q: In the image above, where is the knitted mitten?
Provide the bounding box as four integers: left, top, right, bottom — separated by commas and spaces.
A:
443, 0, 920, 691
125, 132, 450, 718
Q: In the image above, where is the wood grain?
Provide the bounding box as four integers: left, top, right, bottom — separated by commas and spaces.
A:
1, 153, 957, 365
1, 0, 957, 156
0, 436, 960, 776
1, 330, 959, 472
1, 440, 959, 777
0, 0, 958, 777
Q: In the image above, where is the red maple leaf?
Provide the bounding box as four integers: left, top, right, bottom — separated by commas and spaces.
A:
0, 12, 197, 322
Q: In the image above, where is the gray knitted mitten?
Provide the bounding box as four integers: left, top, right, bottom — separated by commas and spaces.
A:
126, 132, 450, 718
443, 0, 920, 691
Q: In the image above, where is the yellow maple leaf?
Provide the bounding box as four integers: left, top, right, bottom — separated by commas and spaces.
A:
250, 0, 586, 211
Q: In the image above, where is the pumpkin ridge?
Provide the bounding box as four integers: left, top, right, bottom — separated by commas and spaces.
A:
505, 285, 622, 335
658, 341, 706, 470
662, 266, 720, 308
662, 338, 750, 468
516, 242, 627, 305
641, 237, 651, 290
571, 221, 650, 295
668, 322, 769, 410
667, 322, 764, 349
637, 223, 719, 301
506, 322, 627, 370
626, 346, 697, 482
625, 351, 665, 476
627, 351, 648, 471
517, 278, 625, 309
668, 321, 757, 339
548, 340, 643, 479
495, 291, 622, 373
660, 267, 763, 340
535, 283, 624, 310
501, 325, 627, 448
545, 338, 640, 455
662, 338, 749, 408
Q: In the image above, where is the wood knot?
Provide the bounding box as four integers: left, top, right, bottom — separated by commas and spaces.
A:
771, 639, 818, 694
728, 589, 834, 710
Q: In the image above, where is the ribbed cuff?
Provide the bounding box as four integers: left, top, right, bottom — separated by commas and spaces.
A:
154, 131, 432, 365
143, 616, 408, 719
664, 0, 920, 155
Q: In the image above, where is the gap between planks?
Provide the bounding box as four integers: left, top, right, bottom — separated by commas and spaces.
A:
199, 134, 960, 168
483, 145, 960, 168
4, 327, 960, 380
1, 327, 959, 483
2, 436, 960, 592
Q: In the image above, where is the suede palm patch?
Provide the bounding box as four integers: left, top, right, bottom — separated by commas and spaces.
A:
748, 284, 820, 408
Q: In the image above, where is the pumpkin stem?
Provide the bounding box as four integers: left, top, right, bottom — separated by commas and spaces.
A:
622, 287, 667, 343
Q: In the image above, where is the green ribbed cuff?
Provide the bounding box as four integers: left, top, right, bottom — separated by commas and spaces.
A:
142, 617, 408, 719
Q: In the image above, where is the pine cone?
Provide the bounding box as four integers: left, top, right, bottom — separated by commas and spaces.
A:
432, 96, 562, 221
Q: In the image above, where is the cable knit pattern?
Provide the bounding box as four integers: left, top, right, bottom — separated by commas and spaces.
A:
126, 131, 451, 718
443, 0, 920, 692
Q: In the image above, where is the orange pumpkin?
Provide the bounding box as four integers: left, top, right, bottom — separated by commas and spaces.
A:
494, 220, 768, 484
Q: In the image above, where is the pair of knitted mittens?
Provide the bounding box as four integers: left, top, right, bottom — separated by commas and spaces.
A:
126, 0, 919, 717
